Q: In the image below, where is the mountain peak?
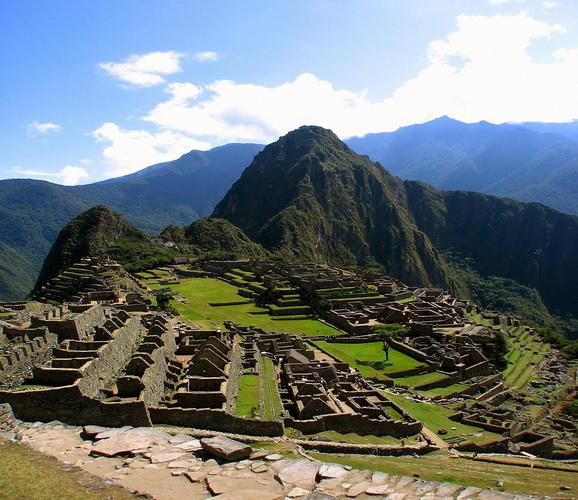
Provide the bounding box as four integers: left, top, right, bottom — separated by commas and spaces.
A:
213, 126, 452, 288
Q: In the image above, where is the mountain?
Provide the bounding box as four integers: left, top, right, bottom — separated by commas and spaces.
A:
34, 206, 177, 291
0, 143, 262, 299
213, 126, 453, 289
405, 182, 578, 320
159, 218, 269, 260
214, 126, 578, 329
346, 116, 578, 216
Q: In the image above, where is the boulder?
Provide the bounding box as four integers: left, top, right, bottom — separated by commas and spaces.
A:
318, 463, 348, 479
90, 428, 172, 457
272, 459, 321, 490
200, 436, 252, 461
82, 425, 109, 439
174, 438, 202, 451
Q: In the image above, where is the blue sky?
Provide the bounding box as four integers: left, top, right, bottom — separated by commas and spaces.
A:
1, 0, 577, 184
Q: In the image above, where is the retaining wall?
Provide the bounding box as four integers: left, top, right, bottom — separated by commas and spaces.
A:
0, 384, 151, 427
285, 412, 422, 438
149, 407, 283, 436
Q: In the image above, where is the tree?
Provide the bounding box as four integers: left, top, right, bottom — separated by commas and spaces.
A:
152, 287, 174, 312
374, 324, 409, 362
375, 327, 395, 361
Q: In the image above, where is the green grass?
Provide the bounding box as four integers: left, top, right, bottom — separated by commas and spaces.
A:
147, 277, 340, 336
0, 440, 133, 499
314, 341, 426, 381
503, 333, 550, 388
417, 383, 468, 397
234, 374, 260, 417
394, 371, 449, 389
308, 451, 578, 497
261, 357, 283, 420
385, 392, 501, 444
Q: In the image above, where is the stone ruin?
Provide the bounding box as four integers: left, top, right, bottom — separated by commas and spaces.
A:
33, 256, 150, 311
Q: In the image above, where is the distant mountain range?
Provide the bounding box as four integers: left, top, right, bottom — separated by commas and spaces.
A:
3, 116, 578, 303
0, 143, 262, 298
346, 116, 578, 215
214, 126, 578, 328
35, 126, 578, 339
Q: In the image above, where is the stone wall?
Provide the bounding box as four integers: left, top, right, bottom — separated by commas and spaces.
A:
0, 384, 151, 427
388, 339, 430, 365
149, 407, 283, 437
0, 403, 17, 432
464, 360, 491, 378
295, 439, 433, 456
139, 323, 177, 406
285, 412, 422, 438
0, 333, 58, 375
225, 339, 244, 413
77, 318, 144, 397
31, 304, 106, 340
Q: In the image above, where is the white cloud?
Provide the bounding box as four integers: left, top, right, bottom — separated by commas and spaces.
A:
88, 12, 578, 178
543, 1, 559, 9
27, 121, 61, 134
10, 165, 89, 185
489, 0, 524, 4
193, 51, 219, 62
136, 12, 576, 144
99, 51, 184, 87
92, 122, 211, 177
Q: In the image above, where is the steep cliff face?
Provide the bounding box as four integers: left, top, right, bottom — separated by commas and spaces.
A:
405, 181, 578, 317
213, 126, 452, 288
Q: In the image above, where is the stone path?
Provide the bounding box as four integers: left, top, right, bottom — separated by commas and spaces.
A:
3, 420, 540, 499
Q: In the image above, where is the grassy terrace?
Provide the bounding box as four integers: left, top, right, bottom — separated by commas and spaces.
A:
261, 356, 283, 420
395, 371, 450, 389
504, 330, 550, 389
417, 382, 468, 398
234, 374, 260, 417
148, 277, 340, 337
308, 451, 578, 497
314, 340, 428, 382
385, 392, 501, 445
250, 440, 578, 496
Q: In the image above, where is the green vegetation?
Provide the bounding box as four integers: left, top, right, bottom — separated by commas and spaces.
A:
261, 357, 283, 420
148, 277, 340, 336
308, 451, 578, 496
503, 331, 550, 388
212, 125, 453, 290
417, 383, 468, 397
374, 324, 410, 361
34, 206, 179, 291
0, 143, 262, 301
314, 339, 426, 382
234, 374, 260, 417
385, 392, 501, 445
182, 217, 269, 261
395, 371, 449, 389
0, 440, 133, 499
562, 398, 578, 418
151, 287, 177, 314
538, 327, 578, 359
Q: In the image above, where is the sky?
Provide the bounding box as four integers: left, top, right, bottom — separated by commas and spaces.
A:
1, 0, 578, 185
